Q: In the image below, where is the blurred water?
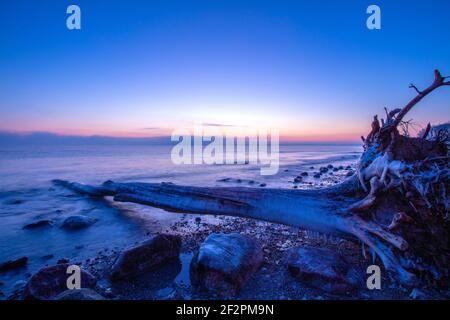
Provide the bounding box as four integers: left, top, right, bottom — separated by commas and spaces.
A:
0, 143, 361, 295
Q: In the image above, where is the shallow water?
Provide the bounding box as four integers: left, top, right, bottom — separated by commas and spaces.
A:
0, 143, 361, 297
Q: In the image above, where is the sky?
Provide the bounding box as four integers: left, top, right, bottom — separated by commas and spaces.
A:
0, 0, 449, 142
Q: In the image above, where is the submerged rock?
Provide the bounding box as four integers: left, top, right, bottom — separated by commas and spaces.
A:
23, 220, 53, 229
5, 199, 24, 205
0, 257, 28, 273
54, 289, 105, 300
286, 247, 362, 293
61, 215, 97, 230
346, 170, 355, 177
24, 264, 96, 300
57, 258, 70, 264
41, 254, 54, 260
320, 167, 329, 173
190, 233, 263, 296
110, 234, 182, 281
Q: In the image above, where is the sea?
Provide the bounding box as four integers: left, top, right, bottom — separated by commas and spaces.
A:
0, 143, 361, 296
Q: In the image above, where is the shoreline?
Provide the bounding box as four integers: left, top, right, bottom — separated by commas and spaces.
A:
1, 158, 446, 300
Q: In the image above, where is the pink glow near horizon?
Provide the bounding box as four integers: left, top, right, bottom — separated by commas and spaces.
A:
0, 122, 364, 143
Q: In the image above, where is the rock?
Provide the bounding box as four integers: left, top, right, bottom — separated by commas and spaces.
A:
190, 233, 263, 296
320, 167, 328, 173
259, 183, 267, 187
409, 288, 441, 300
286, 247, 362, 293
41, 254, 54, 260
57, 258, 70, 264
313, 173, 321, 179
23, 220, 53, 229
61, 215, 97, 230
13, 280, 27, 289
103, 287, 115, 299
300, 172, 308, 177
155, 286, 184, 300
346, 170, 355, 177
294, 177, 302, 183
5, 199, 23, 205
327, 164, 333, 169
110, 234, 181, 281
54, 289, 105, 300
23, 264, 96, 300
0, 257, 28, 273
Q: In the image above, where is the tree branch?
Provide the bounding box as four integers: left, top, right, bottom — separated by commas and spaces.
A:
383, 70, 449, 131
409, 83, 422, 94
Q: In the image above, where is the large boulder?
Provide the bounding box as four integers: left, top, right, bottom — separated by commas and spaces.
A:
54, 289, 105, 300
286, 247, 362, 293
190, 233, 263, 296
23, 264, 96, 300
110, 234, 182, 281
61, 215, 97, 230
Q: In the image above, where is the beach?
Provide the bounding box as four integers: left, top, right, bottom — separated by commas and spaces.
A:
0, 143, 421, 299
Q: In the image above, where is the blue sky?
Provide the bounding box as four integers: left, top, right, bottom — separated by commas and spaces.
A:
0, 0, 449, 141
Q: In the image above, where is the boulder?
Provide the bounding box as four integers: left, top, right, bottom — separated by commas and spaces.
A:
61, 215, 97, 230
0, 257, 28, 273
110, 234, 181, 281
23, 264, 96, 300
54, 289, 105, 300
286, 247, 362, 293
190, 233, 263, 296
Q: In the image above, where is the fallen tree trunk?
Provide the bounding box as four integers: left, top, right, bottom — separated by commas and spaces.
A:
55, 70, 449, 288
54, 177, 416, 285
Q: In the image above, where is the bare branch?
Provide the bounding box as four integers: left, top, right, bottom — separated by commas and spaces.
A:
383, 70, 450, 131
409, 83, 422, 94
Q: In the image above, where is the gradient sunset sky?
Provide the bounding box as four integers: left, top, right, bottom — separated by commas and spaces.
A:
0, 0, 449, 142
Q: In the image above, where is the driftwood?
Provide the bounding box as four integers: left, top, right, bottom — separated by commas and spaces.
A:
55, 70, 450, 287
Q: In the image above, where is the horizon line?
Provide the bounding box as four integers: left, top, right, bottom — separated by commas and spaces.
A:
0, 130, 362, 145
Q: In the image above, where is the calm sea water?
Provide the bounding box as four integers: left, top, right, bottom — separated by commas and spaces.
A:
0, 144, 361, 295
